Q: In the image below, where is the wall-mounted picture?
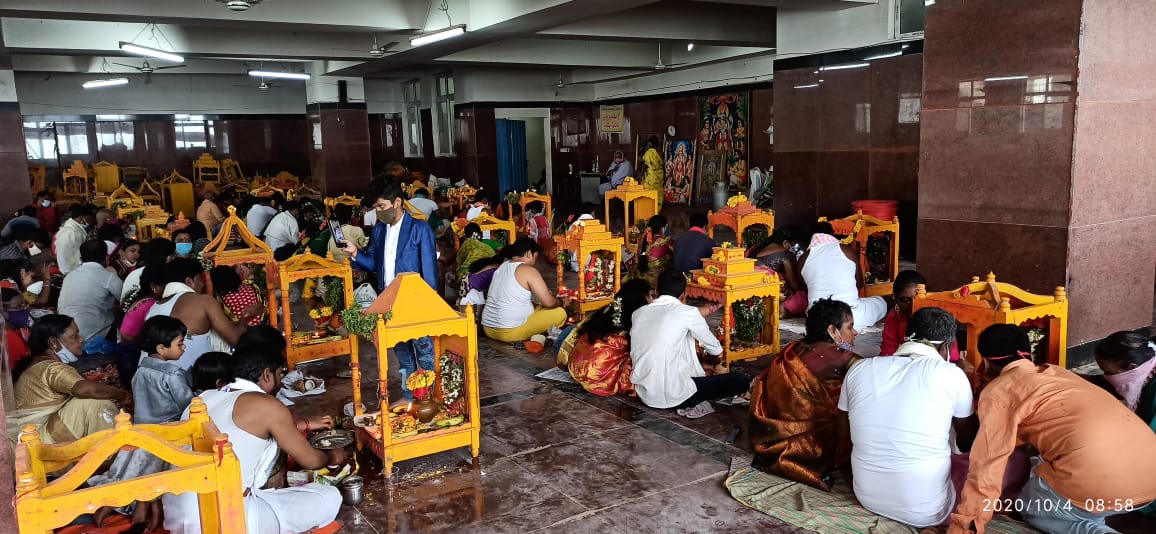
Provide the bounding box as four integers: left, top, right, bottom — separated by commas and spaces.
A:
663, 139, 695, 205
699, 92, 750, 189
695, 150, 726, 204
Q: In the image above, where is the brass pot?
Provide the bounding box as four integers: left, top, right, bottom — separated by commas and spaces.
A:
411, 398, 439, 423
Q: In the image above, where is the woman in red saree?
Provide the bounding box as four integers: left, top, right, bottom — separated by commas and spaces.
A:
566, 279, 652, 396
750, 298, 860, 490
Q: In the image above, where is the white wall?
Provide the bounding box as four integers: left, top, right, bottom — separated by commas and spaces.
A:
457, 68, 593, 103
0, 70, 16, 102
523, 117, 547, 187
15, 73, 307, 115
364, 78, 403, 114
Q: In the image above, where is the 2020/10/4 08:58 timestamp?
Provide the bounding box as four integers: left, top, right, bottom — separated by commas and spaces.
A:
983, 499, 1135, 513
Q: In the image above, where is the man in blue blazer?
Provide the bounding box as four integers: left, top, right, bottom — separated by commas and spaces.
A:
342, 178, 438, 405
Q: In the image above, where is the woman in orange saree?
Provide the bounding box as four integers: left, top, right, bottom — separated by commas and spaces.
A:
567, 279, 652, 396
750, 298, 860, 490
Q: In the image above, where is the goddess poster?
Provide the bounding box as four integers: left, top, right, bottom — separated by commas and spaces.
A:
662, 139, 695, 204
699, 93, 750, 189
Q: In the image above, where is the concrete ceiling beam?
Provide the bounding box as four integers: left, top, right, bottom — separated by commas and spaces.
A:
537, 1, 776, 47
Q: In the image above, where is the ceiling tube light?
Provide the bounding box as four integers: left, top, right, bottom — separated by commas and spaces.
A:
120, 41, 184, 63
410, 24, 466, 47
248, 70, 311, 80
793, 83, 819, 89
984, 75, 1029, 82
83, 78, 130, 89
820, 63, 869, 71
864, 51, 902, 60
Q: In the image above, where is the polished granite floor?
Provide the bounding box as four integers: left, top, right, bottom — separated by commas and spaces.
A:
289, 332, 807, 534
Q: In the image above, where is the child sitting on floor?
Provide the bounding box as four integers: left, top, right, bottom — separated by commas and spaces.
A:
879, 270, 960, 361
133, 316, 194, 424
210, 265, 264, 326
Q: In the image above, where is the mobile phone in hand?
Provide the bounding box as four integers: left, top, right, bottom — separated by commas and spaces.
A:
328, 219, 348, 248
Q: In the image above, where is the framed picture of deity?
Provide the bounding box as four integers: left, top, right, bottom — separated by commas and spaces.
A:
663, 139, 695, 205
695, 150, 726, 204
634, 133, 662, 172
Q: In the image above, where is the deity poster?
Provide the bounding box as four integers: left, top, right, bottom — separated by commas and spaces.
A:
698, 93, 750, 189
662, 139, 695, 205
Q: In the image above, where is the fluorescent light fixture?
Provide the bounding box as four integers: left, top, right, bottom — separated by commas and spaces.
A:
83, 78, 130, 89
925, 0, 936, 5
687, 42, 695, 51
120, 41, 184, 63
410, 24, 466, 47
248, 70, 310, 80
820, 63, 869, 71
984, 75, 1028, 82
793, 83, 819, 89
864, 51, 902, 60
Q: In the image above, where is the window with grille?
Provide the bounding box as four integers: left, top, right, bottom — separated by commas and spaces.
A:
435, 72, 455, 156
404, 79, 423, 157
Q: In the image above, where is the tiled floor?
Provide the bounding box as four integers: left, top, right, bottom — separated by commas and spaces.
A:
290, 329, 806, 534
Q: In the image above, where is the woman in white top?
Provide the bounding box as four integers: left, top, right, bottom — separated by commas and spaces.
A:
480, 238, 568, 342
798, 222, 888, 330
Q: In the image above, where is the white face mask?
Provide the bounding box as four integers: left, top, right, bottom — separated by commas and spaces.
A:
28, 245, 41, 256
40, 200, 51, 208
56, 344, 79, 363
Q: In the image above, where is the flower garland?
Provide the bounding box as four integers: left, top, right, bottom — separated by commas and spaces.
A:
608, 297, 623, 328
406, 369, 436, 400
732, 297, 766, 345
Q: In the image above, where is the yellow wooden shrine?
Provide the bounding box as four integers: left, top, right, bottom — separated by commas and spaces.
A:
402, 180, 433, 199
161, 169, 196, 220
824, 210, 900, 298
453, 213, 516, 248
354, 274, 482, 474
221, 158, 245, 184
684, 245, 782, 366
605, 178, 658, 252
203, 206, 279, 328
278, 251, 359, 369
554, 219, 623, 319
28, 164, 46, 198
914, 273, 1069, 370
289, 182, 323, 200
193, 153, 222, 185
92, 161, 121, 194
136, 179, 163, 205
105, 184, 144, 209
448, 185, 480, 210
132, 205, 173, 242
14, 401, 245, 534
518, 190, 553, 230
60, 160, 92, 205
272, 171, 301, 191
707, 194, 775, 246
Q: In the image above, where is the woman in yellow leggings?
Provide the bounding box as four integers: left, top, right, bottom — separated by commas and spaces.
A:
480, 238, 569, 342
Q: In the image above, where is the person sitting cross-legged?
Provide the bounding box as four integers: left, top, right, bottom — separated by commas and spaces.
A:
162, 345, 343, 534
480, 237, 568, 343
749, 298, 859, 490
629, 269, 750, 419
839, 307, 974, 528
949, 325, 1156, 534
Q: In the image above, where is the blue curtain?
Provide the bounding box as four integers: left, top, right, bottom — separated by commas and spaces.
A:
496, 119, 528, 195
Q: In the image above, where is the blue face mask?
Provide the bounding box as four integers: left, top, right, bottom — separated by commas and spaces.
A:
175, 242, 194, 256
6, 309, 29, 328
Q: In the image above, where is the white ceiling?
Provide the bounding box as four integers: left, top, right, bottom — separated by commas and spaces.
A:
0, 0, 877, 87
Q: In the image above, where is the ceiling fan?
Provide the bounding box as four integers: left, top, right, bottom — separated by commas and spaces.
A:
216, 0, 263, 12
233, 79, 282, 91
543, 71, 594, 89
113, 60, 187, 83
333, 36, 397, 58
652, 43, 687, 70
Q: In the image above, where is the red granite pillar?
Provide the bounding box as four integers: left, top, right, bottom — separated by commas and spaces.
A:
917, 0, 1156, 363
308, 103, 373, 196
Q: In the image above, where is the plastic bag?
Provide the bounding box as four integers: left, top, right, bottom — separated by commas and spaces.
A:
354, 283, 378, 310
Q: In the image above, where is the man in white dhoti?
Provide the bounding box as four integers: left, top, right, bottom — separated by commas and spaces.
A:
163, 346, 344, 534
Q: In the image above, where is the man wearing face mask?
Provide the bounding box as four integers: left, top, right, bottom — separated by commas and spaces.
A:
55, 204, 95, 276
342, 177, 438, 406
838, 307, 974, 529
599, 150, 633, 198
0, 225, 49, 261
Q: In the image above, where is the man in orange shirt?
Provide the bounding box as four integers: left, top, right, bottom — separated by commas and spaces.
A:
949, 325, 1156, 534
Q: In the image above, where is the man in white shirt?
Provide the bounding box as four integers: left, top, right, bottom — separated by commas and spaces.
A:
58, 240, 123, 343
55, 204, 94, 276
245, 197, 278, 236
838, 307, 974, 528
629, 270, 750, 418
263, 201, 301, 255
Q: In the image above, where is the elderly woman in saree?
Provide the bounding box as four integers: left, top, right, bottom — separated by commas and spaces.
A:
559, 279, 652, 396
7, 313, 132, 444
749, 298, 859, 490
